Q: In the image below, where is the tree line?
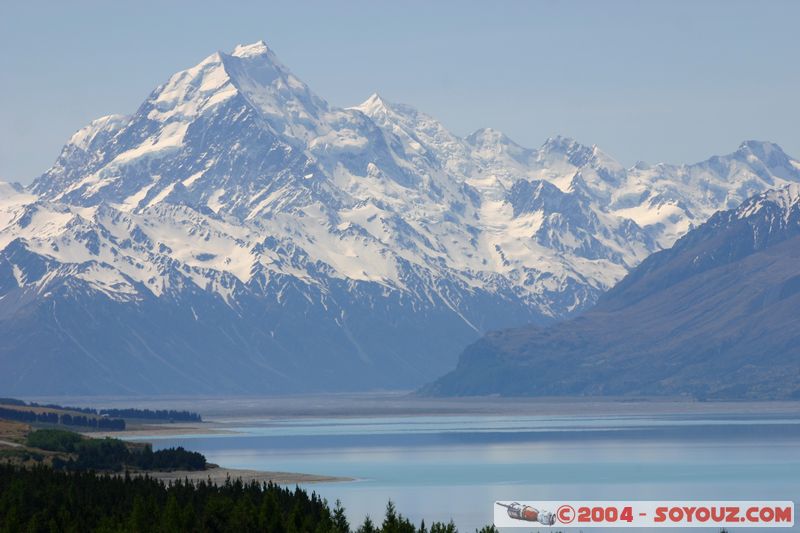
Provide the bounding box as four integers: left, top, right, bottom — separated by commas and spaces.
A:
0, 407, 125, 430
96, 408, 202, 422
0, 464, 500, 532
2, 398, 201, 422
27, 429, 206, 472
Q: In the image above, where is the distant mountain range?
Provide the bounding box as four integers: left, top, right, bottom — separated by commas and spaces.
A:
426, 184, 800, 399
1, 41, 799, 394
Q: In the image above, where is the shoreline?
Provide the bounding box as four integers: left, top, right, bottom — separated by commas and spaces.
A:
83, 423, 349, 485
132, 465, 353, 485
86, 422, 235, 439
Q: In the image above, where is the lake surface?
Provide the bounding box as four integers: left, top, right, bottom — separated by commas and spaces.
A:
130, 410, 800, 532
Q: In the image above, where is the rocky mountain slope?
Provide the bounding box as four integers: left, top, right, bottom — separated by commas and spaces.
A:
1, 41, 799, 394
426, 185, 800, 399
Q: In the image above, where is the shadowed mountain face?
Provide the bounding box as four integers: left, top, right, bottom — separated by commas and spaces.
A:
426, 185, 800, 400
1, 41, 800, 395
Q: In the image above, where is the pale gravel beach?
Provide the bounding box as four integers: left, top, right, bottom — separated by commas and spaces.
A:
133, 466, 352, 485
86, 423, 236, 440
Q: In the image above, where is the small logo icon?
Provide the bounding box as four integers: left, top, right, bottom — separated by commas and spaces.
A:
496, 502, 556, 525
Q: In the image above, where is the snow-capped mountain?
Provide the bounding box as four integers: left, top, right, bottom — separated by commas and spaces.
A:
426, 184, 800, 399
2, 41, 799, 394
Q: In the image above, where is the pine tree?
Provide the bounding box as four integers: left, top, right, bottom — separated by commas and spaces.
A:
332, 499, 350, 533
382, 500, 399, 531
357, 515, 377, 533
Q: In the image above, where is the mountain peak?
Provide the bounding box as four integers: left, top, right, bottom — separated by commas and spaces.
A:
466, 127, 512, 145
737, 139, 784, 153
221, 39, 295, 81
733, 139, 789, 162
230, 40, 272, 59
540, 135, 588, 154
201, 40, 328, 139
351, 93, 426, 126
352, 92, 391, 116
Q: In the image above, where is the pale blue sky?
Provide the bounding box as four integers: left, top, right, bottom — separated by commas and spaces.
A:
1, 0, 798, 183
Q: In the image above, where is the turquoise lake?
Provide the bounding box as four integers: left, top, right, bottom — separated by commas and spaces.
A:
127, 411, 800, 531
